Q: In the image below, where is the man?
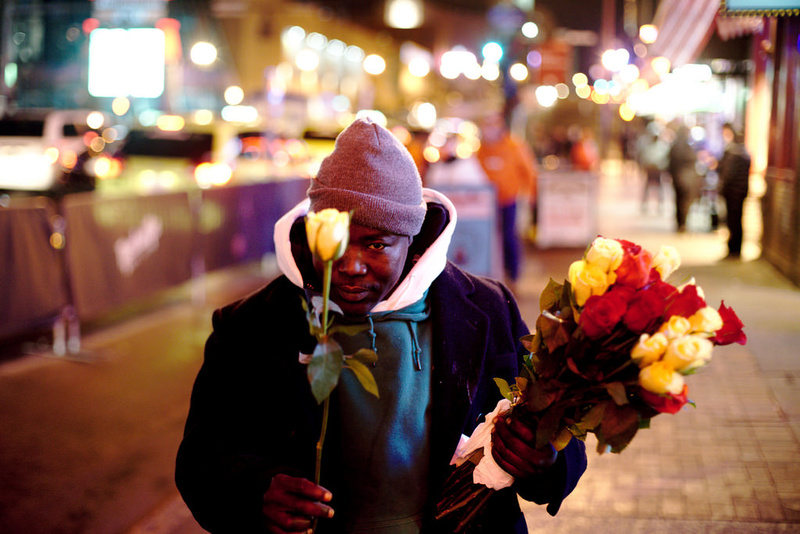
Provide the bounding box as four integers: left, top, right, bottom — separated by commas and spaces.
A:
717, 123, 751, 260
176, 118, 586, 533
636, 124, 669, 214
667, 125, 699, 233
475, 112, 538, 285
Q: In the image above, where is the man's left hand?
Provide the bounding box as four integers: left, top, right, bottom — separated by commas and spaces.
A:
491, 413, 557, 480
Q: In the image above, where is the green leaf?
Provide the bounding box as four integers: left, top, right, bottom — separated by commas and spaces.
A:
520, 334, 536, 352
576, 401, 608, 431
346, 359, 380, 398
329, 323, 370, 337
606, 381, 629, 406
535, 404, 566, 449
308, 340, 344, 404
525, 380, 559, 412
598, 402, 641, 454
350, 348, 378, 365
494, 378, 513, 402
539, 278, 563, 311
537, 312, 570, 353
515, 376, 529, 393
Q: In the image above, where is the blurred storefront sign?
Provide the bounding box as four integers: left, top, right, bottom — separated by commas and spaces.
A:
536, 171, 598, 249
536, 38, 572, 85
435, 185, 502, 279
92, 0, 168, 26
722, 0, 800, 15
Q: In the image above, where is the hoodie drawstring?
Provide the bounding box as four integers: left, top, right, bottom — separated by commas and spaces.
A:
408, 322, 422, 371
367, 315, 377, 364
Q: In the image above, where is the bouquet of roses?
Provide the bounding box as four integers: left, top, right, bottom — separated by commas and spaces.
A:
436, 236, 746, 532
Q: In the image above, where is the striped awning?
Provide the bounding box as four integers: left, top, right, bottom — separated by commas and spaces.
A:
649, 0, 722, 68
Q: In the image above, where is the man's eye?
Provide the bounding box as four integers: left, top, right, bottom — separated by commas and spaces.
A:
367, 242, 387, 250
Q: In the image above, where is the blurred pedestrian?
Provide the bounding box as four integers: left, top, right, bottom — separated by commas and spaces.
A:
569, 126, 600, 172
717, 123, 751, 259
406, 128, 430, 179
636, 125, 669, 214
667, 125, 700, 233
476, 111, 538, 285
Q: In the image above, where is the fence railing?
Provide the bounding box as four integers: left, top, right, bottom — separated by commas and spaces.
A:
0, 178, 309, 355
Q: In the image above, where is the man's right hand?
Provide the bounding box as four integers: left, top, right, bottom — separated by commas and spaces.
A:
262, 473, 335, 533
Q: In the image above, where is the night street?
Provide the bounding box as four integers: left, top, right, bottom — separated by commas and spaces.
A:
1, 166, 799, 533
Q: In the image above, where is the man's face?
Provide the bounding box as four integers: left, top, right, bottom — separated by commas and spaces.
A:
314, 223, 412, 317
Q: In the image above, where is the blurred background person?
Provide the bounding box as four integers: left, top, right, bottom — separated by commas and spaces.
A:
667, 124, 701, 233
476, 111, 538, 286
569, 126, 600, 172
636, 123, 670, 214
717, 123, 751, 259
406, 128, 430, 180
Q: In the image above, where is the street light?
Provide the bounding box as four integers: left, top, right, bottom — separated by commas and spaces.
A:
190, 41, 217, 66
364, 54, 386, 75
385, 0, 424, 29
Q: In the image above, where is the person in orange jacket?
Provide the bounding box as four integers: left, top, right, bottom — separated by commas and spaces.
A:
476, 112, 538, 284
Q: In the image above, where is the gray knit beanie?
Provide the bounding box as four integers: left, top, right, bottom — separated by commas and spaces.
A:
308, 117, 426, 237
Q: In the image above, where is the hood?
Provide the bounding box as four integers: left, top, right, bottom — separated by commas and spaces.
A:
274, 188, 457, 314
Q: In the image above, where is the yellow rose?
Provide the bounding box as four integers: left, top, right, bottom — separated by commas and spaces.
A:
689, 306, 723, 335
568, 259, 610, 306
658, 315, 691, 339
631, 332, 668, 367
306, 209, 350, 262
585, 237, 623, 274
662, 335, 713, 373
651, 245, 681, 280
639, 361, 685, 395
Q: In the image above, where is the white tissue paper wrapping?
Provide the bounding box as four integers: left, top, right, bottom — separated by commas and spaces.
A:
450, 398, 515, 490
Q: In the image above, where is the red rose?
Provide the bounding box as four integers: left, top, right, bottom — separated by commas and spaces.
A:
623, 288, 666, 333
615, 248, 653, 289
579, 286, 634, 339
711, 301, 747, 345
650, 278, 679, 302
666, 284, 706, 318
617, 239, 641, 254
639, 384, 689, 414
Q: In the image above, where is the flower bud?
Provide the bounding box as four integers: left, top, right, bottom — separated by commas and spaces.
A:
306, 209, 350, 262
568, 260, 610, 306
652, 245, 681, 280
662, 335, 713, 373
585, 237, 623, 274
631, 332, 668, 367
689, 306, 723, 335
639, 361, 685, 395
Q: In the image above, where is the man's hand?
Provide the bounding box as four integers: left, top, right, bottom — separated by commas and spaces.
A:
263, 474, 334, 533
491, 413, 557, 480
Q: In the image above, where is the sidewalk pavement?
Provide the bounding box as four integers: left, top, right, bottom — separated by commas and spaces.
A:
1, 161, 798, 534
518, 163, 800, 533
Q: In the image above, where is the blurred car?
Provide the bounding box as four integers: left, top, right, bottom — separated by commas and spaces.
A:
99, 124, 234, 195
232, 131, 315, 182
302, 129, 338, 177
0, 109, 115, 195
